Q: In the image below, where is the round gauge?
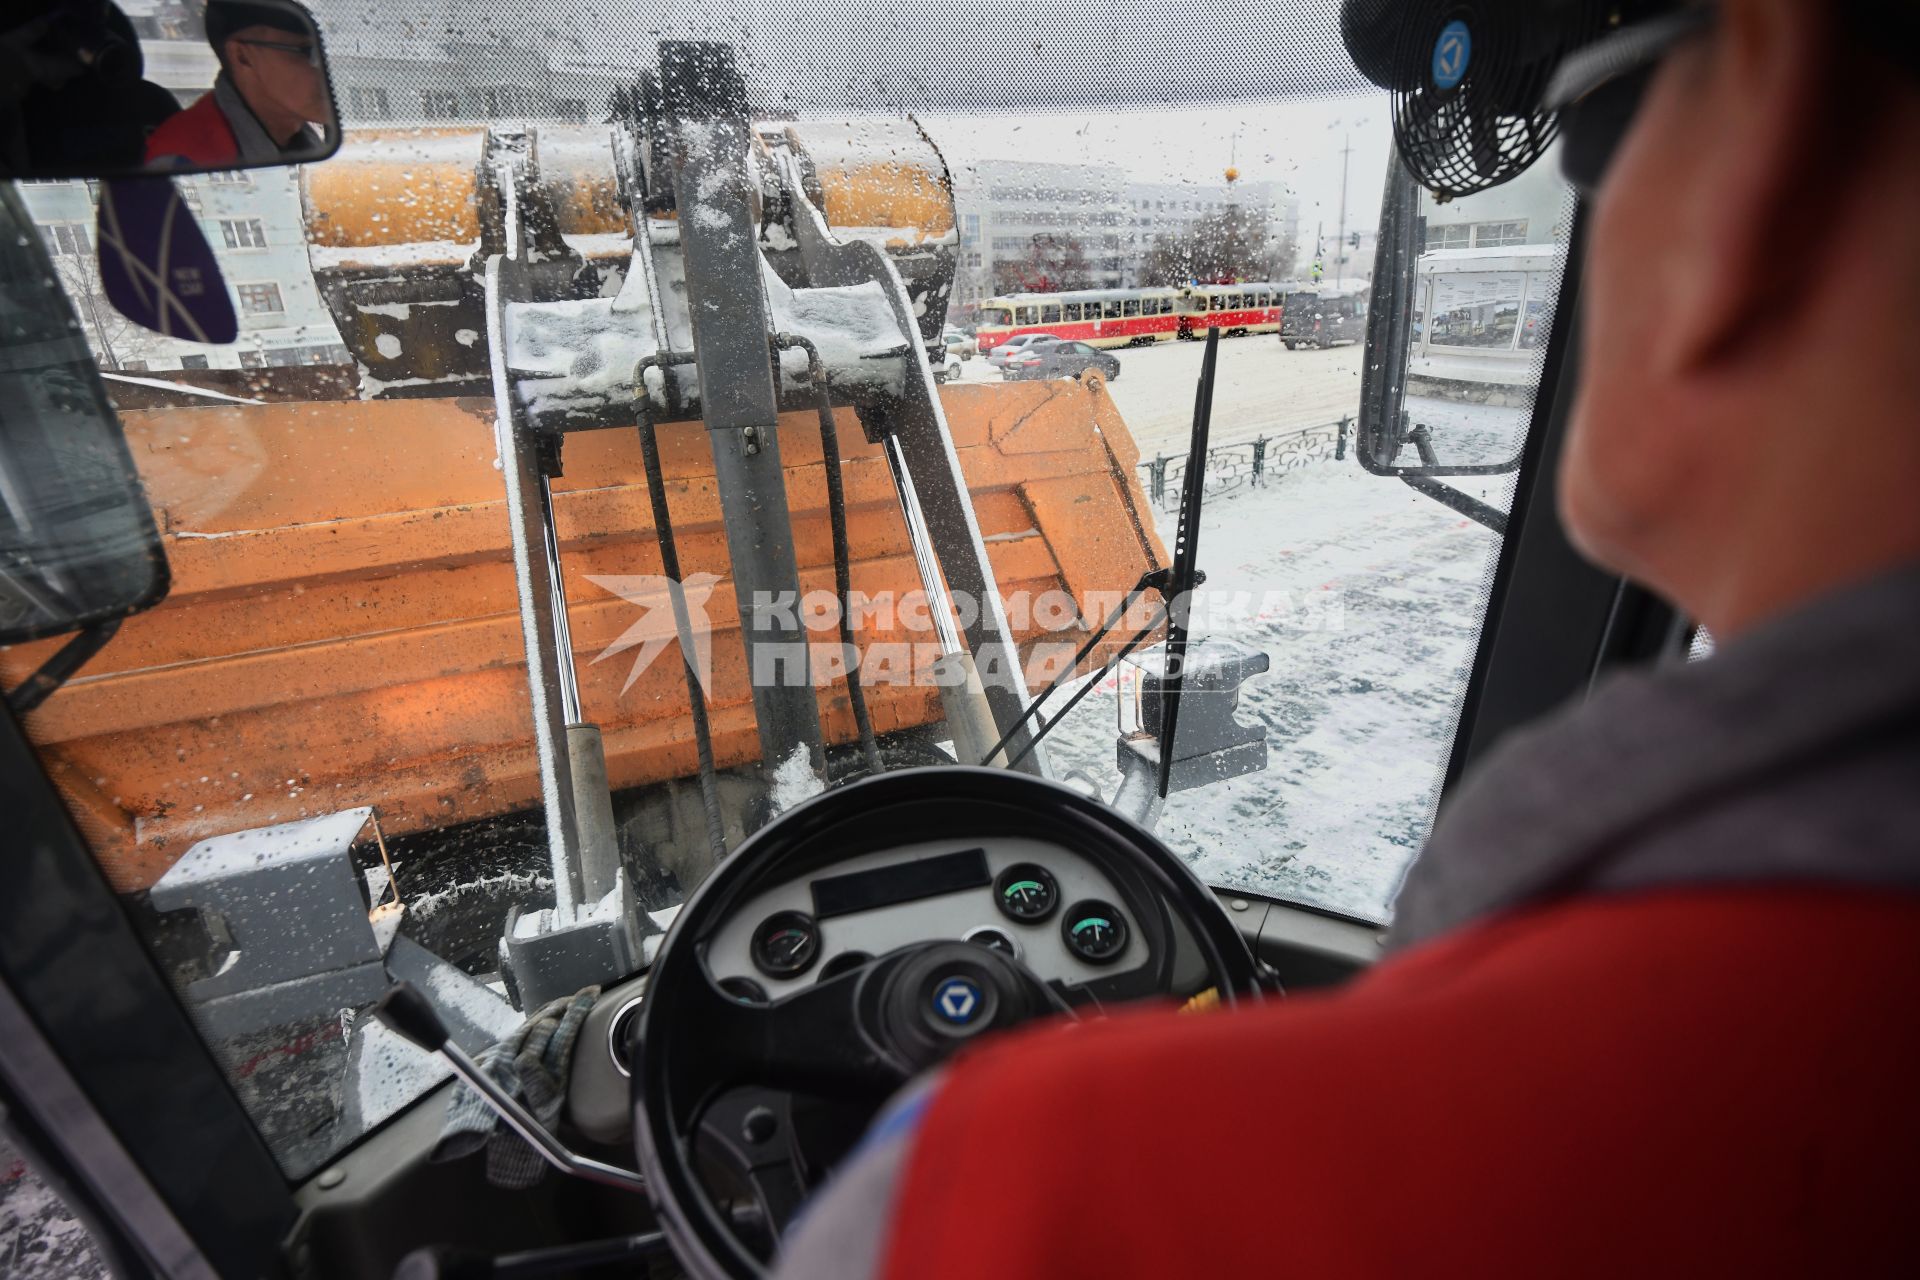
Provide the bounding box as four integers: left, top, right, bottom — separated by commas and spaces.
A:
963, 925, 1020, 959
750, 911, 820, 979
1060, 899, 1129, 965
717, 976, 769, 1006
994, 863, 1060, 924
816, 951, 874, 982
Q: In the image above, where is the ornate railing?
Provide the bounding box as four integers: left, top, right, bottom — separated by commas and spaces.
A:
1137, 416, 1353, 509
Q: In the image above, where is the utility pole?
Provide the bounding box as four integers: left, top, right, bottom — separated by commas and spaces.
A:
1334, 131, 1352, 289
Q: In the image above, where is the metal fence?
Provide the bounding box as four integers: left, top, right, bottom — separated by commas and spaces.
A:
1137, 416, 1353, 509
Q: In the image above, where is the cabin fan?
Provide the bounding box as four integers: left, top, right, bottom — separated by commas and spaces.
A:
1342, 0, 1616, 201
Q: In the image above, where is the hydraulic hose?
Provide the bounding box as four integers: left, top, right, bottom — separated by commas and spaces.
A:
772, 333, 885, 778
633, 351, 729, 864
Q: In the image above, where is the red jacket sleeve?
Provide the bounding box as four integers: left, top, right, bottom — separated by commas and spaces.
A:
144, 92, 238, 169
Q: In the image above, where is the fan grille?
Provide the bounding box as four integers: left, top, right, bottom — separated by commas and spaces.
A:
1389, 1, 1604, 201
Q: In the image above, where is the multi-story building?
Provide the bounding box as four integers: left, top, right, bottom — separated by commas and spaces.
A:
949, 161, 1301, 316
318, 2, 632, 127
24, 171, 350, 374
950, 158, 1131, 303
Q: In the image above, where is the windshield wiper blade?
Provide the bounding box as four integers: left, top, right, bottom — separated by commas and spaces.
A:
1155, 324, 1222, 799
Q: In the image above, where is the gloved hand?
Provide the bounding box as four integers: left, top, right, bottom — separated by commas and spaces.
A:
431, 985, 600, 1188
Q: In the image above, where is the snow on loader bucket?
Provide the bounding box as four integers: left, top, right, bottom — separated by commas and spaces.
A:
2, 106, 1167, 896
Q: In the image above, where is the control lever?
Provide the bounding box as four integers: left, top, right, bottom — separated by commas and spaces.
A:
393, 1233, 668, 1280
372, 982, 648, 1194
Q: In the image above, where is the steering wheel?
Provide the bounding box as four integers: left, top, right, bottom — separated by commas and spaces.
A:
627, 767, 1264, 1279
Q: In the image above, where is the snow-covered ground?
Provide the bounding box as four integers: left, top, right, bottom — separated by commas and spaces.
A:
1, 1137, 103, 1280
968, 337, 1522, 921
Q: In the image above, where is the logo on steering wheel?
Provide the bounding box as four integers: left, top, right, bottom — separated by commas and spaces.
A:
932, 976, 983, 1025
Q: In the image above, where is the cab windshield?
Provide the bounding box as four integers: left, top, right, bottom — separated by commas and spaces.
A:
3, 0, 1568, 1179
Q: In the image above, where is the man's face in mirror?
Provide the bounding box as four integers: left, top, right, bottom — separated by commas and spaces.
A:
224, 24, 331, 141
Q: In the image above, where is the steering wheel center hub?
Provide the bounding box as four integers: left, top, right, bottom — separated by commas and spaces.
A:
880, 942, 1053, 1068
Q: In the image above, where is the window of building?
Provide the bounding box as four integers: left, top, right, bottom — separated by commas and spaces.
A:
963, 214, 980, 242
236, 283, 285, 315
219, 219, 267, 250
479, 86, 531, 118
348, 86, 391, 119
207, 170, 251, 185
1427, 223, 1472, 251
37, 223, 91, 256
1472, 219, 1530, 248
179, 354, 211, 370
420, 89, 461, 118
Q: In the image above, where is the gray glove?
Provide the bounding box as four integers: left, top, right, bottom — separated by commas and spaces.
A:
432, 985, 600, 1188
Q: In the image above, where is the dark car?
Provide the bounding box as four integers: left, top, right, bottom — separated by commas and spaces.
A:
1000, 338, 1121, 382
1280, 288, 1368, 349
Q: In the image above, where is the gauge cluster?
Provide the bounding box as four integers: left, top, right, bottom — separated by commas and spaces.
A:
704, 836, 1149, 1000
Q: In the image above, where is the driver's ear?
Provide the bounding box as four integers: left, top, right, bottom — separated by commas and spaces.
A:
223, 37, 252, 77
1659, 0, 1840, 375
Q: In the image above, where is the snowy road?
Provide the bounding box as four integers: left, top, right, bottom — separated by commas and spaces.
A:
947, 335, 1371, 455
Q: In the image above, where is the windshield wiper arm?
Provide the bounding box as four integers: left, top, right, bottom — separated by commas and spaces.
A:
1155, 324, 1222, 799
6, 617, 121, 716
977, 567, 1177, 770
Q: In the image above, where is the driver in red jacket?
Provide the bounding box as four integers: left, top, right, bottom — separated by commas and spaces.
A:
144, 2, 330, 168
780, 2, 1920, 1274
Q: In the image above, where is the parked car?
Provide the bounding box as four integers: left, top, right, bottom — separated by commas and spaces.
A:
1280, 288, 1368, 349
932, 349, 964, 384
985, 332, 1058, 369
942, 327, 977, 360
1001, 338, 1121, 382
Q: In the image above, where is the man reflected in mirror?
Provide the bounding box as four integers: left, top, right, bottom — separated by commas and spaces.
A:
145, 2, 331, 168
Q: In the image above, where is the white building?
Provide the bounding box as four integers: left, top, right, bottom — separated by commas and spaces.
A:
23, 171, 350, 373
950, 158, 1131, 304
949, 160, 1301, 313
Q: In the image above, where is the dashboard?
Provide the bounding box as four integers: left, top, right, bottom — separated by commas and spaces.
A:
703, 836, 1153, 1002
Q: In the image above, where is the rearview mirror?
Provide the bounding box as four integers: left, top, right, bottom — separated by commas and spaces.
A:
1356, 149, 1565, 479
0, 0, 339, 180
0, 187, 168, 647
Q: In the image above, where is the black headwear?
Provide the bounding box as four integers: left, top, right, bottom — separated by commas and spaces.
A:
203, 2, 309, 52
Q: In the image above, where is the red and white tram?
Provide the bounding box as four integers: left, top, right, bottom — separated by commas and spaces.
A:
975, 282, 1292, 352
974, 288, 1184, 351
1181, 282, 1289, 338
